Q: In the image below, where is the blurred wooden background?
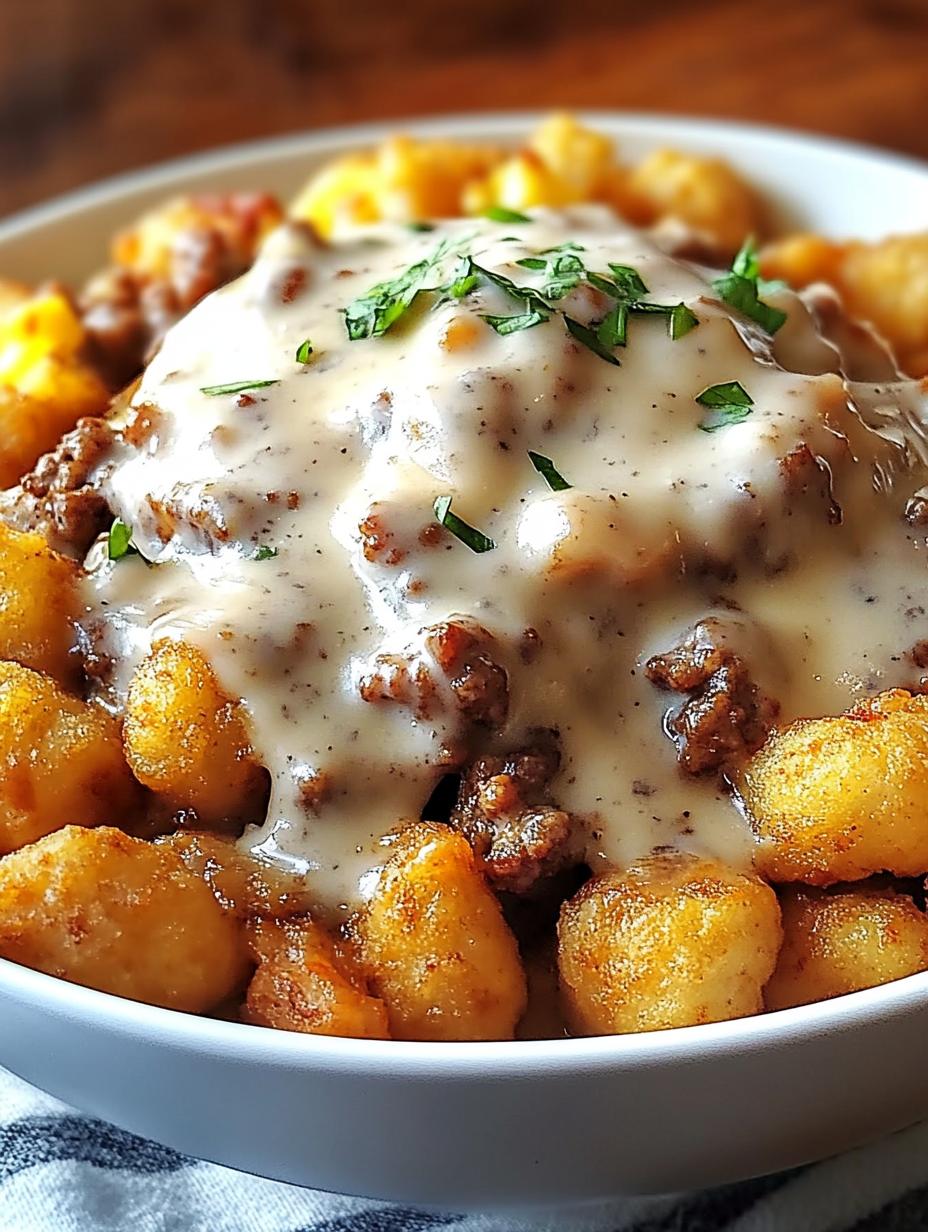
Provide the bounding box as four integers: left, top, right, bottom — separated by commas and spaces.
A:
1, 0, 927, 216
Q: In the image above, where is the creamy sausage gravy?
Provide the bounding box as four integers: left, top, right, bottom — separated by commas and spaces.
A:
78, 207, 928, 910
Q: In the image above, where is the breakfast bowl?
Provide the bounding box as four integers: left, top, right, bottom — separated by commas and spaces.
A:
1, 112, 928, 1207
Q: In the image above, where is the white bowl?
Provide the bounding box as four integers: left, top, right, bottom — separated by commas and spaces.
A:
1, 113, 928, 1209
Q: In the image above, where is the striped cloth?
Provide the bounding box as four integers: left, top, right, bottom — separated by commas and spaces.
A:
3, 1068, 928, 1232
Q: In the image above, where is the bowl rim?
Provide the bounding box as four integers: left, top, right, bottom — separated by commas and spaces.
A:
2, 108, 928, 1074
2, 107, 927, 239
4, 952, 928, 1073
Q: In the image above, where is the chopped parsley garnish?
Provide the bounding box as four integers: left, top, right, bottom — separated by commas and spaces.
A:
480, 309, 549, 335
596, 301, 628, 349
107, 518, 137, 562
528, 450, 571, 491
433, 495, 496, 553
483, 206, 532, 223
472, 262, 551, 315
712, 237, 787, 334
564, 315, 621, 365
608, 263, 650, 299
669, 303, 699, 340
696, 380, 754, 431
517, 250, 584, 299
253, 545, 279, 560
295, 339, 314, 364
406, 221, 436, 232
445, 256, 481, 299
201, 379, 279, 396
344, 240, 452, 340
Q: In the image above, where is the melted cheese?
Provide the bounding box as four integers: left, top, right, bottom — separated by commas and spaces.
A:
79, 207, 928, 909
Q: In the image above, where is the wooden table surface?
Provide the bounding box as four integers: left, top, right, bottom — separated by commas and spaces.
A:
1, 0, 927, 218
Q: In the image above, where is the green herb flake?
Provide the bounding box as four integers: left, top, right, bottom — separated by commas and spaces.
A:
474, 263, 551, 315
564, 315, 621, 365
201, 379, 279, 397
585, 270, 622, 297
406, 221, 436, 232
696, 380, 755, 432
731, 237, 760, 280
712, 237, 787, 334
433, 495, 496, 553
344, 240, 452, 340
483, 206, 532, 223
107, 518, 137, 562
295, 339, 314, 364
541, 251, 585, 300
515, 257, 547, 271
528, 450, 571, 492
253, 545, 279, 561
596, 301, 628, 349
669, 303, 699, 340
608, 264, 649, 299
480, 309, 548, 335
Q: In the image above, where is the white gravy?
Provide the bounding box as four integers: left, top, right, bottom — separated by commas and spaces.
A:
79, 207, 928, 910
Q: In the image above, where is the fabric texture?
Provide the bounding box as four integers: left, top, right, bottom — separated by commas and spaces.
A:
2, 1066, 928, 1232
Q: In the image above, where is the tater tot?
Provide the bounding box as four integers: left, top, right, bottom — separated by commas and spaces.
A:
356, 820, 527, 1041
765, 884, 928, 1011
739, 690, 928, 885
112, 193, 283, 283
0, 661, 140, 855
162, 831, 313, 920
763, 232, 928, 377
124, 639, 267, 832
245, 916, 390, 1039
557, 852, 782, 1035
625, 149, 763, 254
0, 825, 249, 1011
0, 292, 110, 487
0, 523, 78, 685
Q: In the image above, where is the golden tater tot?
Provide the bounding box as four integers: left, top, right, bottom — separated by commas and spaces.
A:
0, 523, 78, 685
0, 292, 109, 486
0, 825, 249, 1011
124, 639, 267, 832
245, 916, 390, 1039
0, 661, 139, 855
739, 690, 928, 885
464, 114, 616, 215
765, 884, 928, 1011
625, 149, 763, 254
356, 820, 527, 1041
292, 139, 500, 237
162, 831, 313, 920
557, 852, 781, 1035
0, 279, 30, 318
762, 232, 928, 376
112, 193, 283, 283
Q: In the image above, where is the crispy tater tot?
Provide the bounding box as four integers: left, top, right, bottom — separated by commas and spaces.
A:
0, 825, 249, 1011
355, 820, 527, 1041
0, 523, 79, 686
557, 852, 782, 1035
0, 292, 110, 486
625, 149, 764, 254
739, 690, 928, 885
0, 661, 140, 855
765, 884, 928, 1011
245, 916, 390, 1039
161, 831, 314, 920
761, 232, 928, 377
124, 639, 267, 832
